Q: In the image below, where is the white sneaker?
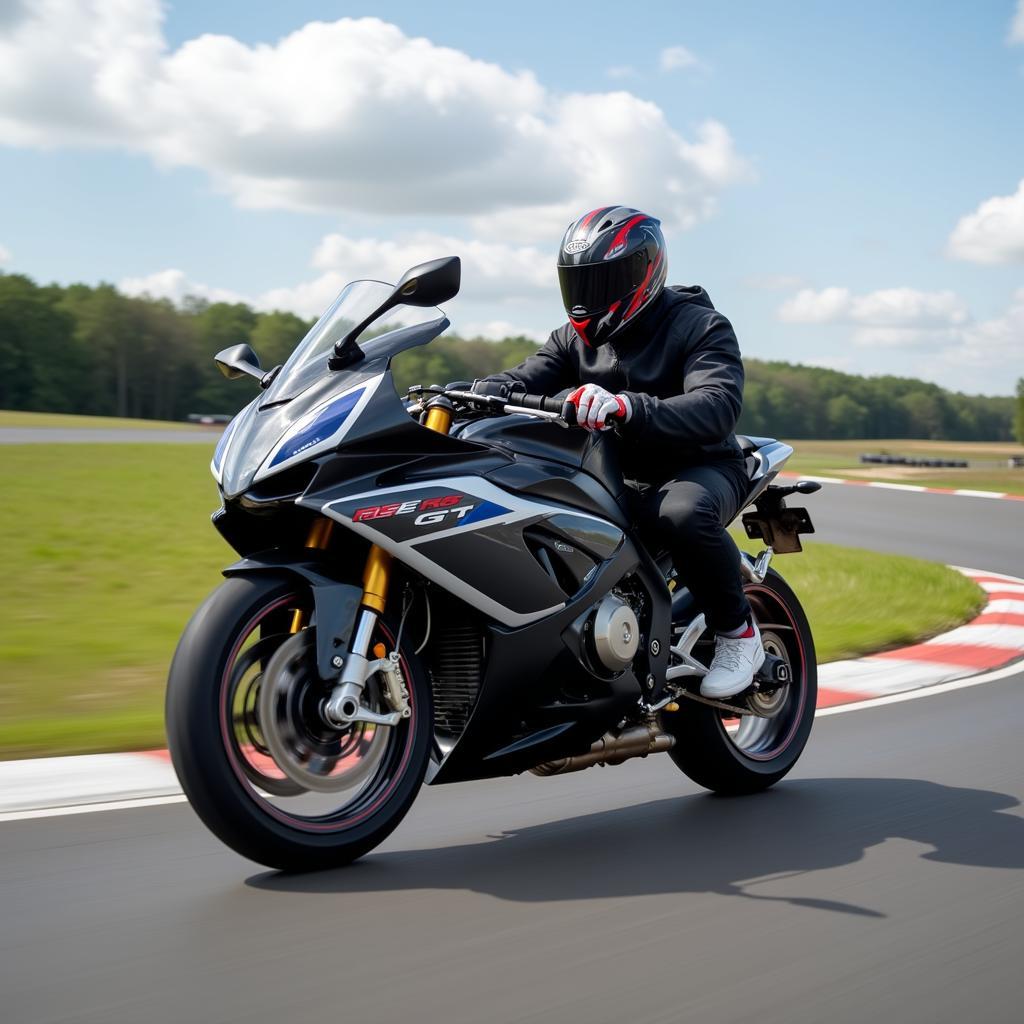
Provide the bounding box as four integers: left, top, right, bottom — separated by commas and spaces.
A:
700, 622, 766, 699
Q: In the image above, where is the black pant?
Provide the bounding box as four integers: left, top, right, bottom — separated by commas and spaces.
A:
636, 458, 751, 633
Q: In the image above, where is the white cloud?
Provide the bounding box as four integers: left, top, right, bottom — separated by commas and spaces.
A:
927, 288, 1024, 393
1010, 1, 1024, 43
0, 3, 749, 238
0, 0, 164, 147
259, 230, 552, 317
778, 286, 968, 330
118, 268, 246, 306
606, 65, 636, 80
0, 242, 11, 265
778, 286, 854, 323
779, 283, 1023, 392
659, 45, 702, 72
947, 179, 1024, 264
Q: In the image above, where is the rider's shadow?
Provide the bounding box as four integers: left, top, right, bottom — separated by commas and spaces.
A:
247, 778, 1024, 918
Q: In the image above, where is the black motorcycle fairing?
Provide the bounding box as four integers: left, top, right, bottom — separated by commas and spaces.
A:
484, 459, 630, 529
220, 551, 363, 681
429, 530, 672, 783
456, 415, 628, 498
456, 414, 589, 466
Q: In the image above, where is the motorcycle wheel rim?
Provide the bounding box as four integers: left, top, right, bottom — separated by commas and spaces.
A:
218, 593, 418, 833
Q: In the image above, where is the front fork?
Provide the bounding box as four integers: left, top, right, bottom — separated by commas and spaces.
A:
316, 397, 454, 728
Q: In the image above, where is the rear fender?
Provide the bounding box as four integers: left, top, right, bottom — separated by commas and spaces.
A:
222, 552, 362, 681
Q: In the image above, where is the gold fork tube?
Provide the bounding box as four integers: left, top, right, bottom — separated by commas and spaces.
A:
360, 545, 393, 614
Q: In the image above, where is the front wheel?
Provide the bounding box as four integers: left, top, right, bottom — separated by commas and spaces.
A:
662, 567, 817, 794
165, 575, 432, 871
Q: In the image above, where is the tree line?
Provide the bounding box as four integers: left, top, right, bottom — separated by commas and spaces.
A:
0, 272, 1019, 442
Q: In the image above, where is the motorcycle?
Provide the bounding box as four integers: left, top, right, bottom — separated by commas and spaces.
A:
165, 256, 821, 871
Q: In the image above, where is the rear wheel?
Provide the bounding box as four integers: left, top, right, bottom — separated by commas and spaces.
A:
165, 575, 432, 871
662, 567, 816, 794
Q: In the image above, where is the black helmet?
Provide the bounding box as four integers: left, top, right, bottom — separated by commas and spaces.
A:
556, 206, 667, 347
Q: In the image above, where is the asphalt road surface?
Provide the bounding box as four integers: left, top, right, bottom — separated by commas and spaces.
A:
2, 486, 1022, 1024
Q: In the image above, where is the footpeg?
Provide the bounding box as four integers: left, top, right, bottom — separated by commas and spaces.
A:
754, 653, 790, 693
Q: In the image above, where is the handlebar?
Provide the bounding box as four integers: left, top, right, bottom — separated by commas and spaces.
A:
507, 392, 581, 425
406, 385, 624, 428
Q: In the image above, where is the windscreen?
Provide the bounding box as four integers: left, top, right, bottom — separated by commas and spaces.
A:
262, 279, 445, 403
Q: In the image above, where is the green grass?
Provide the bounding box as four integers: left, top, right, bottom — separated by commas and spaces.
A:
0, 443, 983, 759
0, 444, 226, 758
785, 439, 1024, 495
734, 533, 983, 663
0, 409, 211, 431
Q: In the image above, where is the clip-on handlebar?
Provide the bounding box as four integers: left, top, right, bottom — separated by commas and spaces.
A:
405, 385, 624, 429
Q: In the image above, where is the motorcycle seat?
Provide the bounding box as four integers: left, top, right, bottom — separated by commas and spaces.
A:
736, 434, 777, 479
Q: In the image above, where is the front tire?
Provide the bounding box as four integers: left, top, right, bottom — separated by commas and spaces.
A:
165, 575, 432, 871
662, 567, 816, 794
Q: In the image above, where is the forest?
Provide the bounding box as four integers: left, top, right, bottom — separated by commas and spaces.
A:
0, 272, 1019, 442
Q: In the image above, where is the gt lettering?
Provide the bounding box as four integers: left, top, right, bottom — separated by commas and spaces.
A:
413, 505, 475, 526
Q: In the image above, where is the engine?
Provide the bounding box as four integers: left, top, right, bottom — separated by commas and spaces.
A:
587, 590, 641, 672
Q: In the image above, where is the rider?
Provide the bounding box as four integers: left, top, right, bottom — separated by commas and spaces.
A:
477, 206, 763, 698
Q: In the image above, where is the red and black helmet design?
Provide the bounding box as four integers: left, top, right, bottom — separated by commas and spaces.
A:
556, 206, 667, 347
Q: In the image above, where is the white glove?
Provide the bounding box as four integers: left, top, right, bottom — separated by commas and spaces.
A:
566, 383, 632, 431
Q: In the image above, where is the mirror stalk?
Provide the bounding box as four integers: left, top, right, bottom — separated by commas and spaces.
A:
329, 256, 461, 369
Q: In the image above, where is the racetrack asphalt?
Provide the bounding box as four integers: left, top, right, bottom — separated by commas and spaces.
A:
2, 485, 1022, 1024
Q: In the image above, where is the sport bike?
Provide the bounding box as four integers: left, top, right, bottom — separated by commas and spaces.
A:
166, 256, 821, 871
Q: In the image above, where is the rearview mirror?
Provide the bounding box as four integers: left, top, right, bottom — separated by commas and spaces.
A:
393, 256, 462, 307
330, 256, 461, 370
215, 343, 263, 382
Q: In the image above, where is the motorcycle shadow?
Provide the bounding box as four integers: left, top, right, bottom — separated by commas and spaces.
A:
247, 777, 1024, 917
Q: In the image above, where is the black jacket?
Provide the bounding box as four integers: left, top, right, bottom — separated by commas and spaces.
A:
484, 285, 745, 480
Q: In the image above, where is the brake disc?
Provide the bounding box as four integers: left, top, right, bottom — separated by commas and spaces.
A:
258, 630, 390, 793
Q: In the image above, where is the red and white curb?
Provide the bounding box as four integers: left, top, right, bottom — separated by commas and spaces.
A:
2, 568, 1022, 822
817, 568, 1024, 707
779, 471, 1024, 502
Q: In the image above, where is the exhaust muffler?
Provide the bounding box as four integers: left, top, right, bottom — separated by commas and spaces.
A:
531, 721, 675, 777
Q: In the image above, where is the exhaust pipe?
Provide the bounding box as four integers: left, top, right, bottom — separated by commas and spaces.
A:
531, 721, 675, 777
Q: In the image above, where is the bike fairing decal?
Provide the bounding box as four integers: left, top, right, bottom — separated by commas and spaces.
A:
351, 494, 510, 530
253, 374, 384, 483
306, 478, 617, 627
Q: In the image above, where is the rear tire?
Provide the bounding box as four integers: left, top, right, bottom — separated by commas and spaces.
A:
662, 567, 816, 794
165, 575, 432, 871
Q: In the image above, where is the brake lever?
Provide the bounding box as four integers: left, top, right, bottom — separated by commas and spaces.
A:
503, 403, 571, 427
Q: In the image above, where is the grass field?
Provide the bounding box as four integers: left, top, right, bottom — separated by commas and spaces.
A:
0, 409, 212, 431
0, 442, 983, 759
785, 439, 1024, 495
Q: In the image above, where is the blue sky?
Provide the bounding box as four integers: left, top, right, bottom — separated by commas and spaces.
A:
1, 0, 1022, 394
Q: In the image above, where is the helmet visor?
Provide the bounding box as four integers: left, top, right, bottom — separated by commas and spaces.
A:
557, 251, 647, 315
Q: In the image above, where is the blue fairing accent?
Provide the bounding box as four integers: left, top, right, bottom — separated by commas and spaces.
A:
269, 387, 364, 468
457, 499, 510, 526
